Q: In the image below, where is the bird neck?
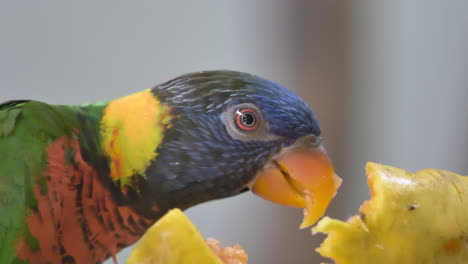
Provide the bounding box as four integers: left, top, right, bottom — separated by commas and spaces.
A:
76, 90, 173, 217
98, 89, 173, 186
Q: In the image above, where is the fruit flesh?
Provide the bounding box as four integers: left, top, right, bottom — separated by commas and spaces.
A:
126, 209, 222, 264
313, 162, 468, 264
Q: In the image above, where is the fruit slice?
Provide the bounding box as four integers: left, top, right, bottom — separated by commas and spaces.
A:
207, 238, 248, 264
126, 209, 222, 264
312, 162, 468, 264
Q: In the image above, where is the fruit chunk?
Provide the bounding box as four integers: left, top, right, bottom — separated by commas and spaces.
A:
207, 238, 248, 264
313, 162, 468, 264
126, 209, 222, 264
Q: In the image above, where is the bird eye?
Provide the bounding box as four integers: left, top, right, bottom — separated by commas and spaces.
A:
222, 103, 275, 141
235, 109, 259, 131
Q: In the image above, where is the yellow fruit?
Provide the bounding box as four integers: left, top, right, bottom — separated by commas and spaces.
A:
312, 162, 468, 264
126, 209, 222, 264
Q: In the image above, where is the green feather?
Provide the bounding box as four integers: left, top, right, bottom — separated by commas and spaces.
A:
0, 100, 103, 263
0, 103, 24, 137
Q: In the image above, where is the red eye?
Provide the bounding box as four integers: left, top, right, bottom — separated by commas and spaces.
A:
235, 109, 259, 131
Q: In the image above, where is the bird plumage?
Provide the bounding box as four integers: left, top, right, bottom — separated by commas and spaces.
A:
0, 70, 329, 263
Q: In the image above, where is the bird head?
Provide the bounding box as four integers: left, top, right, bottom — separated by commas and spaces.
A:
142, 70, 341, 228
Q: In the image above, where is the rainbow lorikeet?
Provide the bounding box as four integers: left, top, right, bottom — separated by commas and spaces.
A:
0, 71, 341, 263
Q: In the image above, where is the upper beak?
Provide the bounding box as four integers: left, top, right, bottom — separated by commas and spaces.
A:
251, 140, 342, 229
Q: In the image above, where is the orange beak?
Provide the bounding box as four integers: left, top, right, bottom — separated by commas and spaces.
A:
251, 146, 341, 229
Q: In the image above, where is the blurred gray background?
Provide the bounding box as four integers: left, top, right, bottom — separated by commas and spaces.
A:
1, 1, 468, 263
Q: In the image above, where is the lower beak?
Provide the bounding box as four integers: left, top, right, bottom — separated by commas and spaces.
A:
251, 146, 342, 229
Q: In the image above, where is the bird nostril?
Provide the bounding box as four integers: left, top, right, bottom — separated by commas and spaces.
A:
307, 135, 321, 147
311, 135, 318, 143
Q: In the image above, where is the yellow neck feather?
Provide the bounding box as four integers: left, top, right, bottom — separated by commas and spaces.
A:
100, 89, 172, 186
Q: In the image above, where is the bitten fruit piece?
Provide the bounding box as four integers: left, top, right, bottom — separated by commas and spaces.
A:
207, 238, 248, 264
126, 209, 223, 264
313, 162, 468, 264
